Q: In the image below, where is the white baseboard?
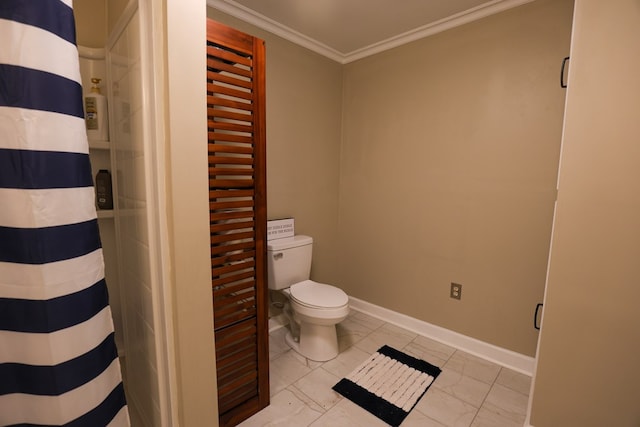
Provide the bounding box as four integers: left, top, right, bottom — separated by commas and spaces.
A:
348, 296, 535, 376
268, 312, 289, 333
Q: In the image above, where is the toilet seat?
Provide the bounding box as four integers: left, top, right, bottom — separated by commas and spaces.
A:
289, 280, 348, 309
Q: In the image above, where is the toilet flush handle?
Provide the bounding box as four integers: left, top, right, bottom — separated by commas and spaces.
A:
273, 252, 283, 260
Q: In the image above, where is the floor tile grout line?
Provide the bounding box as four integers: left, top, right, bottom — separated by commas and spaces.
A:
266, 312, 526, 427
493, 374, 532, 399
297, 318, 382, 427
468, 366, 503, 426
285, 380, 340, 418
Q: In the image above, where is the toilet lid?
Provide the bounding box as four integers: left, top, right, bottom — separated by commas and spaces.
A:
290, 280, 348, 308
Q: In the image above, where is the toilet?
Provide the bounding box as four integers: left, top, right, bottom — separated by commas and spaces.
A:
267, 235, 349, 361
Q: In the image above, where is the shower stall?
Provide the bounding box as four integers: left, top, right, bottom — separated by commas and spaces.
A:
77, 1, 178, 425
76, 0, 220, 425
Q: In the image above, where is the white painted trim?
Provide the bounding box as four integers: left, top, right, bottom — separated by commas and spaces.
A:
268, 313, 289, 333
206, 0, 344, 63
349, 296, 535, 376
344, 0, 535, 63
207, 0, 535, 64
105, 1, 179, 425
138, 0, 179, 426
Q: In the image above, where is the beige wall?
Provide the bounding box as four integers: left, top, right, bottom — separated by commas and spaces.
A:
339, 0, 573, 356
74, 0, 640, 424
530, 1, 640, 425
106, 0, 131, 36
74, 0, 107, 47
206, 10, 344, 285
209, 1, 574, 357
74, 0, 129, 46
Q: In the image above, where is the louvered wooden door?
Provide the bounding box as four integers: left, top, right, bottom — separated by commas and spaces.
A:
206, 19, 269, 427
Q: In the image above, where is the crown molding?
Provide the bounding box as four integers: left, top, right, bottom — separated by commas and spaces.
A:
207, 0, 536, 64
207, 0, 344, 62
344, 0, 536, 63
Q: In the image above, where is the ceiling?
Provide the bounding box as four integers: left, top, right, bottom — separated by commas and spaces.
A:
207, 0, 535, 63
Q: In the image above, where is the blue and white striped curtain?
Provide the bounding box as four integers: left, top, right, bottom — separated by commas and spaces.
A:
0, 1, 129, 425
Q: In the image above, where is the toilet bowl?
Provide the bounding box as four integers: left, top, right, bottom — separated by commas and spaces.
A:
284, 280, 349, 361
267, 235, 350, 361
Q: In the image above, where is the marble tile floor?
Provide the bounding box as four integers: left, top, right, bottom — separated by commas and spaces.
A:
238, 310, 532, 427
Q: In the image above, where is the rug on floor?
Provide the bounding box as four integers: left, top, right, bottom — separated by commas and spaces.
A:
332, 345, 441, 426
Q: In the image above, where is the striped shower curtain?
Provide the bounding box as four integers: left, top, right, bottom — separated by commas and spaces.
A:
0, 1, 129, 425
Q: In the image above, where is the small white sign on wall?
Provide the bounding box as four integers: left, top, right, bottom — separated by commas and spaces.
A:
267, 218, 294, 240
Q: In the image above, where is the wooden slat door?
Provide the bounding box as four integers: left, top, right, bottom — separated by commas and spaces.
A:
206, 19, 268, 427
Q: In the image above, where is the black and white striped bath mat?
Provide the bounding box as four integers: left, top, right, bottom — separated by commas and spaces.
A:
332, 345, 441, 426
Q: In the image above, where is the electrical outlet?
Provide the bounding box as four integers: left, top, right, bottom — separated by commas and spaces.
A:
450, 283, 462, 300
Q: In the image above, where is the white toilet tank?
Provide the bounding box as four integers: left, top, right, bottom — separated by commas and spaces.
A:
267, 235, 313, 290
